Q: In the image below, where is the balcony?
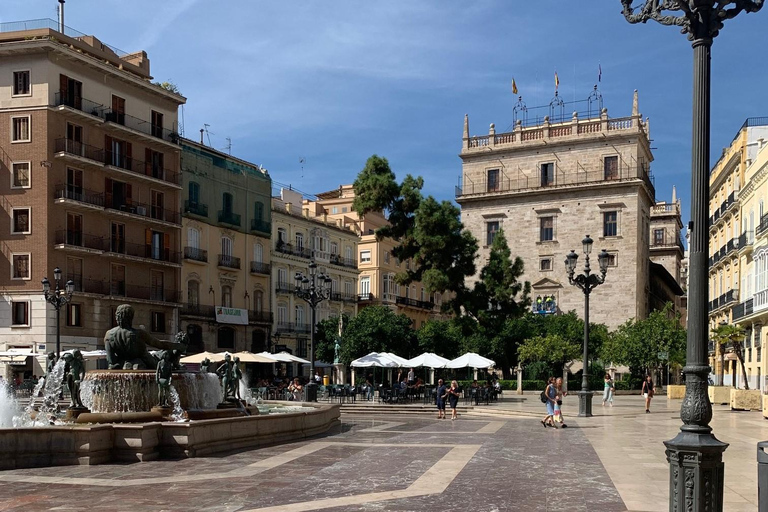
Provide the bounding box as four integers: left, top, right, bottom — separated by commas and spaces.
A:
183, 246, 208, 263
708, 289, 739, 312
217, 210, 241, 227
54, 92, 179, 145
331, 292, 358, 303
180, 304, 216, 318
54, 229, 106, 252
455, 162, 655, 201
329, 254, 358, 269
248, 310, 273, 324
250, 261, 270, 275
732, 298, 754, 321
104, 196, 181, 225
358, 293, 374, 302
108, 282, 180, 303
275, 282, 293, 294
758, 213, 768, 236
650, 233, 684, 252
217, 254, 241, 270
274, 242, 312, 259
396, 296, 435, 310
105, 239, 181, 265
69, 278, 109, 295
54, 184, 105, 209
184, 200, 208, 218
250, 218, 271, 234
276, 322, 311, 334
739, 231, 754, 252
54, 138, 181, 187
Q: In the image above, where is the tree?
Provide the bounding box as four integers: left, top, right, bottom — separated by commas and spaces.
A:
314, 314, 350, 364
338, 306, 416, 363
601, 303, 686, 378
710, 323, 748, 389
352, 155, 478, 310
416, 319, 462, 359
517, 333, 581, 374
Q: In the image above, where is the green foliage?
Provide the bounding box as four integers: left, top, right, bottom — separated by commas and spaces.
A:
601, 303, 686, 376
338, 306, 416, 364
154, 80, 182, 95
416, 320, 462, 359
711, 322, 749, 389
313, 314, 350, 363
518, 333, 581, 370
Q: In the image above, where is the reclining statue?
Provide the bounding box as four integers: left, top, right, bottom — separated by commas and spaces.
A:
104, 304, 188, 370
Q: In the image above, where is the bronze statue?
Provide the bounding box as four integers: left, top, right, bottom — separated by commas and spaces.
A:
45, 352, 58, 377
155, 350, 173, 408
232, 356, 242, 400
63, 350, 85, 409
200, 357, 211, 373
216, 353, 236, 400
103, 305, 187, 369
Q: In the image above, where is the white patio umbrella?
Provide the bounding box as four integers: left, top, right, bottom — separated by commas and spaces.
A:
180, 351, 225, 364
349, 352, 399, 368
380, 352, 411, 367
406, 352, 450, 368
445, 352, 495, 369
232, 351, 279, 364
261, 351, 311, 365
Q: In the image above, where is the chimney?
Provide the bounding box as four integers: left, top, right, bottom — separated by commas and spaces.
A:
672, 185, 677, 203
200, 128, 204, 145
58, 0, 65, 33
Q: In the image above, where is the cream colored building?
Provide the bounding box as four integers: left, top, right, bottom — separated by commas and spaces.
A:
457, 91, 657, 330
178, 139, 272, 355
314, 185, 448, 328
271, 189, 359, 376
709, 118, 768, 387
728, 125, 768, 390
649, 191, 685, 319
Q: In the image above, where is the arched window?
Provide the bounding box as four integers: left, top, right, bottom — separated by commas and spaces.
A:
222, 285, 232, 307
188, 181, 200, 205
221, 236, 233, 257
223, 192, 233, 214
187, 280, 199, 306
217, 326, 235, 349
254, 243, 263, 263
188, 227, 200, 249
295, 305, 305, 325
254, 290, 264, 312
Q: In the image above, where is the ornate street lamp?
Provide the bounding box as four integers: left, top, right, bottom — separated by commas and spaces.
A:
565, 235, 609, 418
294, 260, 332, 401
621, 2, 763, 509
41, 267, 75, 358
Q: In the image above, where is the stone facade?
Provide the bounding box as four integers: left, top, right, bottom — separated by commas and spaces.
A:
0, 25, 184, 379
457, 92, 655, 330
178, 139, 272, 355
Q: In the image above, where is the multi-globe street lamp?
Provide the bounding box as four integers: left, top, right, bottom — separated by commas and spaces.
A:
565, 235, 610, 418
41, 267, 74, 359
621, 2, 763, 509
294, 260, 332, 401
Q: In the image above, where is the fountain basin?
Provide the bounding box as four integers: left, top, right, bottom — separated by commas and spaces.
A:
82, 370, 222, 413
0, 401, 340, 469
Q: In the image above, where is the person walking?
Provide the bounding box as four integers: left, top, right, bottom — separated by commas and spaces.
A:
602, 373, 615, 407
446, 380, 461, 420
436, 378, 447, 419
642, 375, 654, 413
553, 377, 568, 428
541, 377, 556, 427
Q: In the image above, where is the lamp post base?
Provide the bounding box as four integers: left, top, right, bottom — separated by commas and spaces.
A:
305, 381, 318, 402
577, 390, 593, 417
664, 430, 728, 511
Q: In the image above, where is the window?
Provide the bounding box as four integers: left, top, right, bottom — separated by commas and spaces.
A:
66, 257, 83, 291
486, 221, 500, 246
217, 327, 235, 349
606, 252, 618, 267
604, 156, 619, 180
110, 95, 126, 125
277, 228, 287, 244
360, 250, 371, 263
254, 243, 263, 263
188, 280, 200, 306
151, 190, 165, 220
148, 230, 167, 261
188, 181, 200, 205
11, 162, 30, 188
384, 251, 390, 263
540, 258, 553, 271
360, 276, 370, 295
59, 74, 82, 109
111, 264, 126, 296
67, 213, 82, 246
277, 305, 288, 324
330, 242, 338, 256
147, 149, 164, 180
342, 207, 348, 213
295, 305, 305, 325
332, 207, 339, 214
67, 303, 82, 327
67, 168, 82, 199
278, 268, 288, 286
540, 163, 554, 186
11, 254, 30, 280
11, 208, 30, 234
222, 285, 232, 307
12, 71, 30, 96
332, 279, 339, 294
654, 228, 665, 245
382, 273, 394, 301
221, 236, 233, 257
11, 301, 29, 326
222, 192, 233, 213
111, 223, 125, 253
603, 211, 618, 237
188, 227, 200, 249
345, 246, 352, 261
295, 232, 304, 250
11, 116, 30, 142
151, 110, 164, 138
487, 169, 500, 192
150, 312, 166, 333
254, 290, 264, 312
540, 217, 554, 241
150, 270, 164, 301
254, 201, 264, 220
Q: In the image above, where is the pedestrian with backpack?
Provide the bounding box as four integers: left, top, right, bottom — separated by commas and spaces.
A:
541, 377, 556, 427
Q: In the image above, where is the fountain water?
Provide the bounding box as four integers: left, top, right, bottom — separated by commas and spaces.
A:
0, 382, 22, 428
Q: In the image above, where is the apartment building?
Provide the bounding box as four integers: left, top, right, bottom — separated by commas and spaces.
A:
314, 185, 448, 328
271, 188, 359, 375
725, 120, 768, 389
649, 190, 685, 318
0, 19, 185, 378
178, 139, 272, 355
457, 91, 656, 330
709, 118, 768, 386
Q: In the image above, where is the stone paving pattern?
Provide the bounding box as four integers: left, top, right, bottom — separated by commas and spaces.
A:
0, 393, 765, 511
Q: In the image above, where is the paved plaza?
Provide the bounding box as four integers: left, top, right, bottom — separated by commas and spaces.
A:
0, 394, 764, 512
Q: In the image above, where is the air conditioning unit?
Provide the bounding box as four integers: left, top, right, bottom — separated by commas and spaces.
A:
135, 206, 147, 216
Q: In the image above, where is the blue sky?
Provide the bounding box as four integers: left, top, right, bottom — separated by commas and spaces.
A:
4, 1, 768, 220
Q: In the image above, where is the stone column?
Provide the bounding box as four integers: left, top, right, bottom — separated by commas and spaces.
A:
516, 366, 523, 395
335, 363, 346, 385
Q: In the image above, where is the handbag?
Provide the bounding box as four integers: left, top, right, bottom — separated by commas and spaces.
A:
540, 391, 548, 403
556, 399, 563, 406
